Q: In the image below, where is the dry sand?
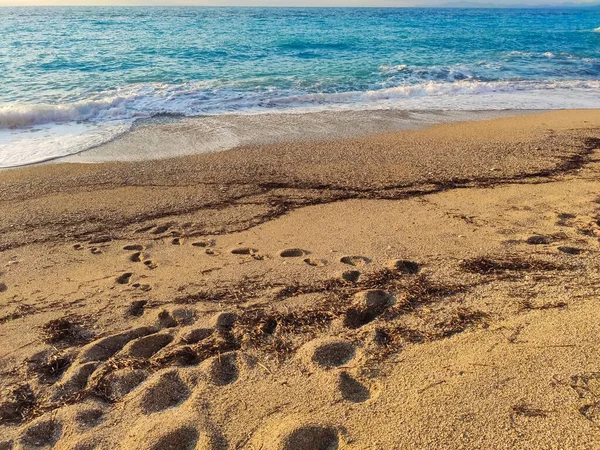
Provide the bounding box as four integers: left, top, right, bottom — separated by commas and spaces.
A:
0, 110, 600, 449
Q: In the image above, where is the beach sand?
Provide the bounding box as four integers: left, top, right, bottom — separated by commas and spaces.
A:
1, 110, 600, 449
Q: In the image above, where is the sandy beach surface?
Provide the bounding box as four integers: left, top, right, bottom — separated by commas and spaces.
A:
1, 110, 600, 449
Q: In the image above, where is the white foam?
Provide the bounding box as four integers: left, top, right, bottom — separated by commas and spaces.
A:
0, 122, 130, 168
2, 78, 600, 168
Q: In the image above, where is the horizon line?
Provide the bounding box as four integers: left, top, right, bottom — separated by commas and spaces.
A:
1, 3, 599, 7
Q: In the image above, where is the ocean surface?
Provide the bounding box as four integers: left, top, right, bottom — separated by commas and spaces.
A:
1, 7, 600, 167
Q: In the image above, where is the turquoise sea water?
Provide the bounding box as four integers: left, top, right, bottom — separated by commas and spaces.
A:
1, 7, 600, 167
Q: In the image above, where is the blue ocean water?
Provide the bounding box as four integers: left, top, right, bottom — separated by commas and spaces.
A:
1, 7, 600, 167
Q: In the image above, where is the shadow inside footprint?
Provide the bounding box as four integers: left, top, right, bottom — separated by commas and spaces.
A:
338, 372, 370, 403
126, 300, 147, 317
75, 408, 105, 429
230, 247, 258, 256
526, 235, 551, 245
344, 290, 393, 329
123, 244, 144, 251
343, 307, 381, 329
129, 252, 143, 262
96, 369, 148, 401
116, 273, 133, 285
124, 333, 174, 358
341, 270, 360, 282
181, 328, 214, 345
152, 225, 170, 235
282, 425, 339, 450
144, 260, 158, 270
387, 259, 420, 274
208, 353, 239, 386
139, 371, 190, 414
20, 418, 63, 448
558, 246, 583, 255
149, 426, 199, 450
280, 248, 307, 258
310, 340, 356, 368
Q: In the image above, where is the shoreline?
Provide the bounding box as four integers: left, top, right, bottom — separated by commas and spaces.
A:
59, 109, 538, 164
1, 109, 600, 449
1, 110, 599, 252
1, 109, 537, 170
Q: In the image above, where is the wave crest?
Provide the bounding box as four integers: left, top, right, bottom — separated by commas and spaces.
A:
3, 79, 600, 131
0, 96, 137, 129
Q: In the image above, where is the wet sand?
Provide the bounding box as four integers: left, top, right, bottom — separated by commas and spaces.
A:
1, 110, 600, 449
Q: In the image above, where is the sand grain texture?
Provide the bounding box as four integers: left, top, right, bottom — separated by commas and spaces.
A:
1, 111, 600, 449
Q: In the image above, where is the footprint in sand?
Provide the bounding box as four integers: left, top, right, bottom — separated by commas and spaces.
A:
74, 407, 105, 429
344, 290, 395, 329
171, 238, 184, 245
301, 337, 356, 369
132, 283, 152, 292
137, 370, 191, 414
137, 425, 199, 450
336, 372, 371, 403
129, 252, 143, 262
304, 258, 327, 267
73, 243, 84, 251
92, 368, 149, 402
78, 327, 155, 363
151, 225, 171, 235
123, 244, 145, 251
192, 240, 212, 248
49, 362, 98, 401
89, 236, 112, 245
144, 260, 158, 270
118, 411, 223, 450
179, 328, 214, 345
341, 270, 360, 282
203, 352, 239, 386
90, 247, 103, 255
19, 417, 63, 448
134, 225, 154, 233
387, 259, 420, 274
558, 246, 583, 255
279, 425, 339, 450
279, 248, 308, 258
251, 417, 340, 450
340, 255, 371, 267
557, 212, 577, 226
526, 235, 552, 245
230, 247, 265, 260
230, 247, 258, 256
126, 300, 148, 317
120, 333, 174, 359
116, 273, 133, 285
0, 282, 7, 293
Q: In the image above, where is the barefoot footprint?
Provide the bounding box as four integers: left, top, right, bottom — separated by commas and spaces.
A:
116, 273, 133, 285
123, 244, 144, 251
279, 248, 307, 258
340, 255, 371, 267
304, 258, 327, 267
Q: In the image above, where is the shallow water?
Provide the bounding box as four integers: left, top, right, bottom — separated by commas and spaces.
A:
1, 7, 600, 167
